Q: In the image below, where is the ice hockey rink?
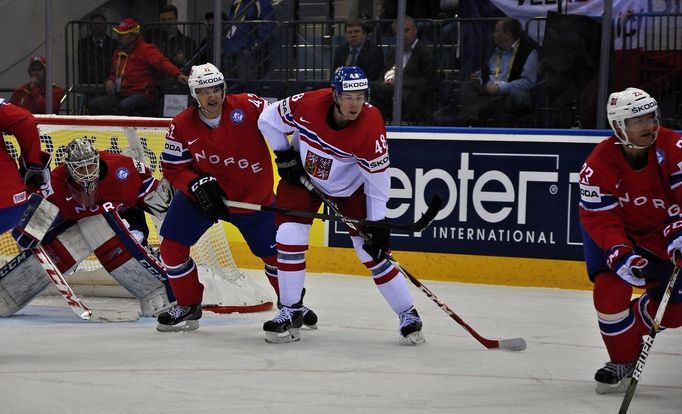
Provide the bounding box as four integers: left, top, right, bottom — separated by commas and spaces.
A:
1, 269, 680, 414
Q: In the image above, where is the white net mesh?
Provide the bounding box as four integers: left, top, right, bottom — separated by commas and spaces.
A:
1, 115, 272, 312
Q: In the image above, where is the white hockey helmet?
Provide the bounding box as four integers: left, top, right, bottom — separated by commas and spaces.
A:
606, 87, 660, 148
188, 63, 225, 102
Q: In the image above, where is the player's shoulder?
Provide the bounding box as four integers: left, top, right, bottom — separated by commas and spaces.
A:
172, 105, 199, 125
360, 103, 385, 125
587, 136, 618, 163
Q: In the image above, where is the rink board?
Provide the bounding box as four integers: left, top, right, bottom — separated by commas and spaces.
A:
241, 127, 609, 290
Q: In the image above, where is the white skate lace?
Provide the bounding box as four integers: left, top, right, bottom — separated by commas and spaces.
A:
169, 305, 190, 319
273, 307, 296, 323
601, 362, 634, 380
399, 308, 420, 328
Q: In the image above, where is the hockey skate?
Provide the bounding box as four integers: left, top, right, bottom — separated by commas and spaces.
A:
156, 304, 202, 332
594, 361, 635, 394
277, 288, 318, 329
263, 305, 303, 343
399, 307, 425, 345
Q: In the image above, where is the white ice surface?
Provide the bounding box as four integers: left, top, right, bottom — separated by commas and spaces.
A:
1, 270, 681, 414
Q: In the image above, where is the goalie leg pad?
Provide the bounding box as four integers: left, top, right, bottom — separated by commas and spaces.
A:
0, 250, 51, 316
11, 193, 60, 249
78, 213, 175, 316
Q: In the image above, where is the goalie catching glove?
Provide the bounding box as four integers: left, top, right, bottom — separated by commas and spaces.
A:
606, 244, 655, 287
274, 146, 305, 185
188, 174, 228, 221
363, 221, 391, 262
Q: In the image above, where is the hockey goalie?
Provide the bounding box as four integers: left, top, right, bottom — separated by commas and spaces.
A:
0, 138, 175, 318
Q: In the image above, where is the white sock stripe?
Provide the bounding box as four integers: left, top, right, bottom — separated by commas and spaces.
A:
165, 259, 195, 279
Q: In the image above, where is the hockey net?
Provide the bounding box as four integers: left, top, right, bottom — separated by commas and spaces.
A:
0, 114, 272, 313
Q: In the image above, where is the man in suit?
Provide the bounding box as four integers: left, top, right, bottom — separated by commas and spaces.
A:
78, 13, 118, 84
371, 15, 436, 122
332, 20, 384, 81
455, 17, 538, 126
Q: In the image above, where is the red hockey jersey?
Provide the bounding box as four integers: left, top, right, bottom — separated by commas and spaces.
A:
48, 152, 156, 220
579, 127, 682, 259
161, 93, 274, 209
0, 99, 42, 208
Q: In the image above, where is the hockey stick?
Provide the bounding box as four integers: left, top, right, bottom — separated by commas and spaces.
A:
224, 197, 442, 233
618, 266, 680, 413
32, 246, 139, 322
299, 177, 527, 351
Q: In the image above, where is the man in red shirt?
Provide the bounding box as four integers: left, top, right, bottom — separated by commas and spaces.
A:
10, 56, 65, 114
0, 99, 51, 235
156, 63, 317, 332
88, 18, 189, 116
579, 87, 682, 394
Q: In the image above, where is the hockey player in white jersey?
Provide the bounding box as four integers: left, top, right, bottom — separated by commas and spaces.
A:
257, 66, 423, 344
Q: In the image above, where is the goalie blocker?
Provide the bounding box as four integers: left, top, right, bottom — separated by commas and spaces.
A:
0, 211, 175, 317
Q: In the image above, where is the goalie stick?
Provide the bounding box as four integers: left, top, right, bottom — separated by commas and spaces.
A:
299, 176, 526, 352
618, 266, 680, 413
224, 197, 442, 233
32, 246, 139, 322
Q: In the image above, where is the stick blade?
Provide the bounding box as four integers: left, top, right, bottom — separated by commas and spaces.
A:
412, 194, 443, 232
89, 310, 140, 322
497, 337, 527, 352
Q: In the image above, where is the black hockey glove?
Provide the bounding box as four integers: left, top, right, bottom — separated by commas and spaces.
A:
274, 146, 305, 186
188, 174, 228, 221
363, 221, 391, 262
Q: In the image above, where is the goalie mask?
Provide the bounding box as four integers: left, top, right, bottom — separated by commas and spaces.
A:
607, 87, 660, 149
188, 63, 225, 103
64, 138, 101, 206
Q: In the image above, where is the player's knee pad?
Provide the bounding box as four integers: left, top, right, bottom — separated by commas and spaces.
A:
78, 213, 174, 316
11, 193, 60, 249
350, 235, 374, 264
275, 222, 311, 246
593, 272, 634, 314
159, 237, 191, 267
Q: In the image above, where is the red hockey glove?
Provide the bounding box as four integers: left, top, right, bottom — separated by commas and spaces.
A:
606, 244, 653, 287
663, 217, 682, 267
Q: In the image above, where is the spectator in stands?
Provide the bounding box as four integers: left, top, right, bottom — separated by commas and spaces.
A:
455, 17, 539, 127
78, 13, 117, 84
197, 11, 228, 64
332, 19, 384, 81
370, 15, 436, 123
222, 0, 276, 79
10, 56, 65, 114
88, 18, 189, 116
144, 4, 196, 69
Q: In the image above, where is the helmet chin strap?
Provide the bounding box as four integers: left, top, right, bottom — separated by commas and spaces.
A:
616, 129, 658, 150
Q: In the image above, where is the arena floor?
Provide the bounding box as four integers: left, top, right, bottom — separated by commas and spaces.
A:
1, 270, 680, 413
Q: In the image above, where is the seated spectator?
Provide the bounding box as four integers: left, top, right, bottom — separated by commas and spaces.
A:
455, 17, 539, 126
144, 4, 196, 69
88, 18, 189, 116
332, 19, 384, 81
78, 13, 118, 84
197, 11, 228, 64
10, 56, 65, 114
371, 15, 436, 123
222, 0, 276, 79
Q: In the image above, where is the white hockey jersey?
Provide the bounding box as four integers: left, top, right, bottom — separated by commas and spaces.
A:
258, 88, 390, 220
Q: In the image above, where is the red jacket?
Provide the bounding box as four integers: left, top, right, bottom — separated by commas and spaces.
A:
108, 37, 182, 98
10, 83, 64, 114
0, 99, 42, 208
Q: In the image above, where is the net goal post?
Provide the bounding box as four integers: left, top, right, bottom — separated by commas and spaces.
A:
0, 114, 272, 314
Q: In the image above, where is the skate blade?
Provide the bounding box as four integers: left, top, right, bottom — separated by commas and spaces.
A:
595, 379, 630, 394
156, 320, 200, 332
400, 331, 426, 345
264, 328, 301, 343
302, 323, 318, 330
